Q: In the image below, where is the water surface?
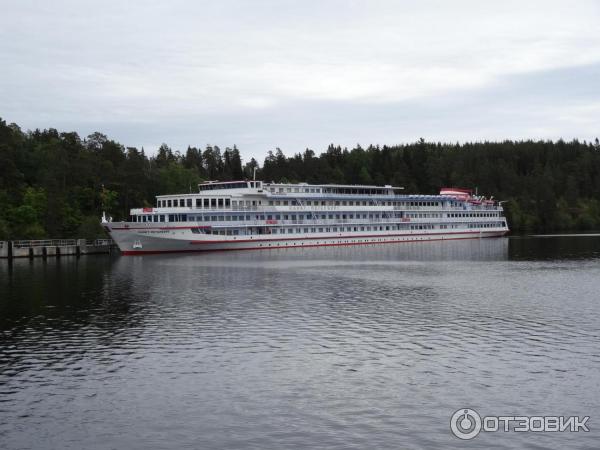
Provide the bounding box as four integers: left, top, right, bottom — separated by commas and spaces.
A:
1, 236, 599, 449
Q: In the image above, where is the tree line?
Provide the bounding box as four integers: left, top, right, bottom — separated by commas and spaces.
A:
1, 117, 599, 239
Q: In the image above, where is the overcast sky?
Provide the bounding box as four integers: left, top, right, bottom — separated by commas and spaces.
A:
1, 0, 599, 162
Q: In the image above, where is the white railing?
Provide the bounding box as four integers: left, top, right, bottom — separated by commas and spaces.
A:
11, 239, 115, 248
12, 239, 78, 248
137, 204, 501, 214
193, 216, 504, 228
87, 239, 115, 246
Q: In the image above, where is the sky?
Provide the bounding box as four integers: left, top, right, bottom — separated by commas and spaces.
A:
1, 0, 599, 162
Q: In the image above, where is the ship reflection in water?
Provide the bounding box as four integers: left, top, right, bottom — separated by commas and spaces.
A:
1, 235, 599, 450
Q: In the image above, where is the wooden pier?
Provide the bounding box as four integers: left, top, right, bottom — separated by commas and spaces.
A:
0, 239, 117, 260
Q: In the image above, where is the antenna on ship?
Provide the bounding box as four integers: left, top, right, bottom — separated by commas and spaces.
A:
253, 167, 257, 181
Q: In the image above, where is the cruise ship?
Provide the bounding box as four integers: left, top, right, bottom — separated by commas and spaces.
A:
102, 180, 509, 255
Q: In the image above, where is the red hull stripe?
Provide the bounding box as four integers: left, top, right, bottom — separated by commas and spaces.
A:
189, 230, 504, 244
120, 233, 507, 255
110, 226, 209, 230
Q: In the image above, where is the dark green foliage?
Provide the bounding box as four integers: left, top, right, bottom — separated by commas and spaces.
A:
0, 116, 599, 238
257, 140, 600, 232
0, 118, 241, 239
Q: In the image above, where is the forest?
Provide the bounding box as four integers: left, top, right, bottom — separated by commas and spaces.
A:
1, 117, 599, 239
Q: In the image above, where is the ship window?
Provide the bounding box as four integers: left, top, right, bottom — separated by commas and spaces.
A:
218, 199, 223, 207
196, 199, 201, 207
167, 200, 172, 207
178, 199, 184, 207
211, 199, 216, 207
153, 215, 158, 222
160, 215, 165, 222
204, 199, 209, 207
168, 214, 175, 222
186, 199, 192, 207
225, 199, 230, 207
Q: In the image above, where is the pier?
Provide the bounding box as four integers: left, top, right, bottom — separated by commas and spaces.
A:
0, 239, 116, 260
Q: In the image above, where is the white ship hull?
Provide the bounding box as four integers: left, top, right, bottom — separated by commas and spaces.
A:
105, 224, 508, 255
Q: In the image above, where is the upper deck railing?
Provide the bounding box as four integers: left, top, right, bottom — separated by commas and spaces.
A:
135, 204, 502, 215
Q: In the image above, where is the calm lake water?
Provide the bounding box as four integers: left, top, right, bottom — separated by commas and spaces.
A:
1, 236, 599, 450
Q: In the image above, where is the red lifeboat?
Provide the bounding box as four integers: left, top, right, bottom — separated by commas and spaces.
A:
439, 187, 472, 201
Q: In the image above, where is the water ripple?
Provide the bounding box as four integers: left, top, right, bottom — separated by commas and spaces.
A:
1, 237, 599, 449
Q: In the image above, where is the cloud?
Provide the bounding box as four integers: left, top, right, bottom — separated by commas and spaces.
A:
1, 0, 599, 161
